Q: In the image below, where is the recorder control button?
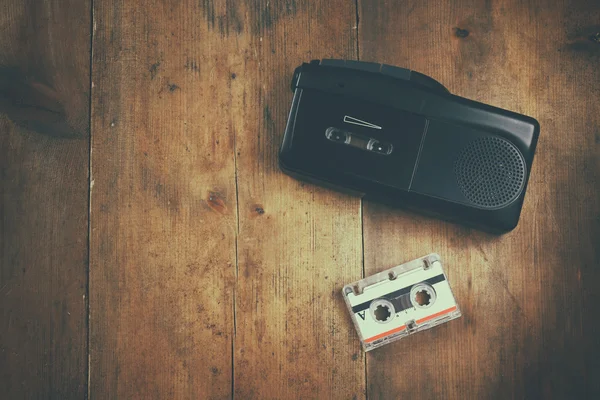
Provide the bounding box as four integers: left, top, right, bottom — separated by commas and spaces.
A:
367, 140, 393, 155
320, 59, 382, 73
320, 59, 347, 67
380, 64, 412, 81
325, 127, 350, 144
344, 60, 381, 72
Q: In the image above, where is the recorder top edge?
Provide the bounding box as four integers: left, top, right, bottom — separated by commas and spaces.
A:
290, 59, 539, 146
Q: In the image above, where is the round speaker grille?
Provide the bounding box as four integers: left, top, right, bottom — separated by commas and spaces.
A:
454, 136, 526, 209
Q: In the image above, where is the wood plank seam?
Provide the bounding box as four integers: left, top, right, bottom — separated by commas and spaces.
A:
232, 108, 241, 400
87, 0, 95, 398
354, 0, 361, 61
354, 2, 368, 398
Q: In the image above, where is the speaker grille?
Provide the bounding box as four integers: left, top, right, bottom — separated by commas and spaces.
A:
454, 136, 526, 209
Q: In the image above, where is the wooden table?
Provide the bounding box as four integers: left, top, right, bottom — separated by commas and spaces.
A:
1, 1, 599, 398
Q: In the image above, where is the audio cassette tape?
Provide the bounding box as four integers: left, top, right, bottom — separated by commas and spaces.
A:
343, 254, 461, 351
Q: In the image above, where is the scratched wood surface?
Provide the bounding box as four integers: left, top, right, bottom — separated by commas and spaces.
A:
89, 0, 364, 398
2, 0, 599, 399
231, 1, 364, 399
89, 1, 240, 398
359, 0, 600, 399
0, 0, 91, 398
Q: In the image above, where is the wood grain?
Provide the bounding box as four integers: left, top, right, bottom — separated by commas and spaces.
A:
358, 0, 600, 398
0, 0, 91, 398
90, 1, 364, 398
1, 0, 591, 398
89, 1, 240, 398
231, 1, 364, 399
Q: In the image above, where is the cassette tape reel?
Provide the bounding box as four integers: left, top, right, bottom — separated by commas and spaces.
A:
343, 254, 461, 351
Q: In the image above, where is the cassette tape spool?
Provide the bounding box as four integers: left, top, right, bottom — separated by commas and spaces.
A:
343, 253, 461, 351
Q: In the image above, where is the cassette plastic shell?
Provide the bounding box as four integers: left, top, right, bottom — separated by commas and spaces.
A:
343, 254, 461, 351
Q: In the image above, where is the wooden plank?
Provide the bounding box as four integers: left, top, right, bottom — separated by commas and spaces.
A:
0, 1, 91, 398
231, 2, 365, 399
359, 0, 600, 398
89, 1, 241, 398
91, 1, 365, 397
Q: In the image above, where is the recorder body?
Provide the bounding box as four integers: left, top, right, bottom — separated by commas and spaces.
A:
279, 59, 540, 233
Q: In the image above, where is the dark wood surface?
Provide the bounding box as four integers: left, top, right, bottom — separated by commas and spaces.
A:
0, 0, 91, 398
2, 0, 599, 399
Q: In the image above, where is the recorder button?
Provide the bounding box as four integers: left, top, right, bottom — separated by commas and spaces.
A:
320, 59, 347, 67
344, 60, 382, 72
367, 140, 393, 155
325, 127, 350, 144
321, 59, 382, 73
380, 64, 412, 81
410, 71, 450, 93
